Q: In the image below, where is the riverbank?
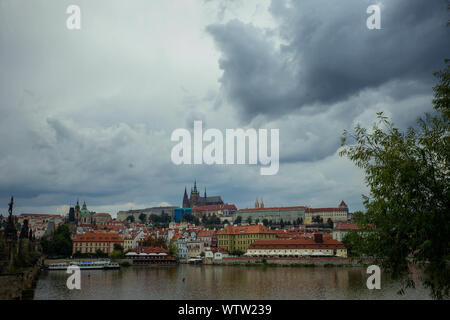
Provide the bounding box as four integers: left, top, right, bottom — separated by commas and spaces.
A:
0, 255, 45, 300
212, 257, 380, 267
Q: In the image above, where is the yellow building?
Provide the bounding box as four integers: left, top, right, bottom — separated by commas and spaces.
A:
304, 201, 349, 224
216, 224, 278, 253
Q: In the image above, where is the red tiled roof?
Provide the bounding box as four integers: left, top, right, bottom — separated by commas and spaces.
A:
73, 231, 123, 242
136, 247, 169, 254
193, 204, 237, 211
334, 223, 359, 231
93, 213, 111, 217
305, 208, 347, 213
19, 213, 64, 219
238, 206, 307, 212
197, 230, 215, 237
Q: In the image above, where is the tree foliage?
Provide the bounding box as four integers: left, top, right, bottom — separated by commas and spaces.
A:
340, 61, 450, 299
41, 224, 73, 257
138, 213, 147, 224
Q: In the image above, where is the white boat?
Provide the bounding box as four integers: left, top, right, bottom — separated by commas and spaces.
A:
44, 259, 120, 270
187, 257, 203, 264
44, 261, 71, 270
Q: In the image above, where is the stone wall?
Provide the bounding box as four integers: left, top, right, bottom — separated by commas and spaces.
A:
215, 257, 379, 266
0, 256, 44, 300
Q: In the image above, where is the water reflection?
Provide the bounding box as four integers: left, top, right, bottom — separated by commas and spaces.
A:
33, 265, 432, 300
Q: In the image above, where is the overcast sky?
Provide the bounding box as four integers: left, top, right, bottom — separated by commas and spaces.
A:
0, 0, 448, 217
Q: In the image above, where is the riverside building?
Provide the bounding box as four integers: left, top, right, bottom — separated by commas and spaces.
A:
216, 224, 278, 253
72, 231, 123, 255
246, 233, 348, 258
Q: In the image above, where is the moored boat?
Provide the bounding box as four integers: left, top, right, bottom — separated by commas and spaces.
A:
44, 259, 120, 270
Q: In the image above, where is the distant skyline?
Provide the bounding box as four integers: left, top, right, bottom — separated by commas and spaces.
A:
1, 0, 449, 217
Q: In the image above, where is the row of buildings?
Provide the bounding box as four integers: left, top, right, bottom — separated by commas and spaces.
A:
68, 218, 358, 260
5, 181, 357, 262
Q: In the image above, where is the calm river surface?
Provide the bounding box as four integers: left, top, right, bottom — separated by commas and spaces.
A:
33, 265, 432, 300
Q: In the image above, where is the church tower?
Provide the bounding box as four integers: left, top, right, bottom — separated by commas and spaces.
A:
190, 180, 200, 207
255, 198, 260, 208
260, 198, 264, 208
74, 200, 81, 223
182, 187, 190, 208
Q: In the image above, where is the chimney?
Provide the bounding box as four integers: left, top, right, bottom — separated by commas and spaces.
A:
314, 233, 323, 243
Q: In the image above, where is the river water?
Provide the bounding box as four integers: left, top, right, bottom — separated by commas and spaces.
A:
33, 265, 432, 300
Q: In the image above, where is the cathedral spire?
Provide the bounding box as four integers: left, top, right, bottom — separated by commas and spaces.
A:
204, 188, 207, 199
183, 187, 190, 208
193, 180, 198, 193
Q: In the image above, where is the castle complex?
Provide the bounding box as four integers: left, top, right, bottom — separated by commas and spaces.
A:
182, 181, 224, 208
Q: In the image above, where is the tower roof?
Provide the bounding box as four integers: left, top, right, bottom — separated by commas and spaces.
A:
193, 180, 198, 193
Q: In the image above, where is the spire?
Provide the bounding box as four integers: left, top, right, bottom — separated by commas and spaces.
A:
183, 187, 190, 208
260, 198, 264, 208
255, 197, 259, 208
193, 180, 198, 193
8, 196, 13, 217
204, 188, 207, 199
82, 201, 87, 210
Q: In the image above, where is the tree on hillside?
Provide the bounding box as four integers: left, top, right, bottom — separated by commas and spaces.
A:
138, 213, 146, 224
41, 224, 72, 257
340, 60, 450, 299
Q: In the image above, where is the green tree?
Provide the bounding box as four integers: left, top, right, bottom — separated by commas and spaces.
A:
50, 224, 72, 257
262, 219, 269, 227
326, 218, 333, 228
114, 243, 124, 252
126, 215, 135, 223
235, 216, 242, 225
168, 241, 179, 258
138, 213, 147, 224
246, 216, 252, 224
182, 213, 195, 223
110, 250, 123, 260
340, 61, 450, 299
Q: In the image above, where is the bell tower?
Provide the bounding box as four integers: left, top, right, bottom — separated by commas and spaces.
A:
190, 180, 200, 207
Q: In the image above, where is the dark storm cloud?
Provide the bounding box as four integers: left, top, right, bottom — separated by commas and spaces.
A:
207, 0, 450, 121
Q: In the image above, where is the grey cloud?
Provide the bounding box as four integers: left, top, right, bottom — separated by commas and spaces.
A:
207, 0, 450, 121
